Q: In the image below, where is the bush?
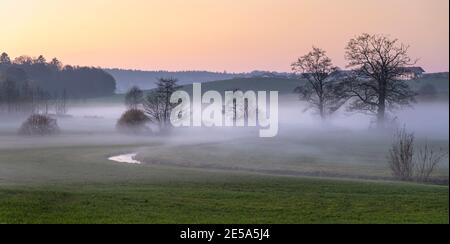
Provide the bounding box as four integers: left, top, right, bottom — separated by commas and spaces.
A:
388, 127, 415, 181
388, 127, 448, 182
116, 109, 150, 134
18, 114, 60, 136
415, 143, 448, 182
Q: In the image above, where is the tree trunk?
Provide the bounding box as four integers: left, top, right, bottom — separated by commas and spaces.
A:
377, 104, 385, 126
319, 106, 325, 120
319, 97, 325, 120
233, 98, 237, 123
377, 79, 387, 127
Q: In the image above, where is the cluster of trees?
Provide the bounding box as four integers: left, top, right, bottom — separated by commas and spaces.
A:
292, 33, 417, 127
118, 78, 180, 133
292, 33, 448, 182
0, 53, 116, 113
0, 64, 67, 115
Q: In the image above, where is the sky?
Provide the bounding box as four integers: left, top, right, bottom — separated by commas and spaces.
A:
0, 0, 448, 73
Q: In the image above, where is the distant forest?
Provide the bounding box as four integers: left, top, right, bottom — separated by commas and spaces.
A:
105, 69, 293, 93
0, 53, 116, 99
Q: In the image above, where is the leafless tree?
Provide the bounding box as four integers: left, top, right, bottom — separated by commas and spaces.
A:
55, 90, 68, 115
222, 88, 259, 125
388, 127, 415, 181
415, 143, 447, 182
387, 127, 447, 182
292, 47, 346, 119
143, 90, 165, 128
1, 79, 19, 113
143, 78, 179, 131
344, 34, 417, 126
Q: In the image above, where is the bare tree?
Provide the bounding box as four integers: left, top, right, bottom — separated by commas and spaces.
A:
388, 127, 447, 182
344, 34, 417, 126
143, 78, 179, 131
415, 143, 447, 182
2, 79, 19, 113
125, 86, 144, 110
292, 47, 346, 119
55, 90, 68, 115
388, 127, 415, 181
143, 90, 165, 129
222, 88, 259, 125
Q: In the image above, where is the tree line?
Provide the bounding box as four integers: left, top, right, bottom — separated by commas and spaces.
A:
0, 52, 116, 115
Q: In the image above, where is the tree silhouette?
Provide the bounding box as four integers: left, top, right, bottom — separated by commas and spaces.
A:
0, 53, 11, 65
144, 78, 180, 131
0, 53, 116, 99
343, 34, 416, 126
1, 52, 117, 115
292, 47, 346, 119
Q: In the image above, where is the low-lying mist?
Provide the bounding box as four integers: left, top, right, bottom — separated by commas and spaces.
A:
0, 95, 448, 182
1, 96, 448, 144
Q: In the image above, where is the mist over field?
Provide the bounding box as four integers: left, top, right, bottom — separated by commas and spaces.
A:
1, 94, 448, 183
5, 95, 447, 137
0, 0, 448, 223
6, 87, 450, 225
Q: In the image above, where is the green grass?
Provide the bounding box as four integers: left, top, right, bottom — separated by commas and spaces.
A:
0, 73, 448, 224
0, 137, 448, 224
137, 131, 449, 180
0, 177, 448, 224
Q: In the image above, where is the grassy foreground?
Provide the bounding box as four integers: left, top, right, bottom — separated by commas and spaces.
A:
0, 177, 447, 224
0, 138, 447, 224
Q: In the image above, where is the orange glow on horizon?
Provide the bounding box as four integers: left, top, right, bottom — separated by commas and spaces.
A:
1, 0, 448, 72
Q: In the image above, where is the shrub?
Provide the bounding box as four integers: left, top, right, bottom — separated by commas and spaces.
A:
415, 143, 448, 182
116, 109, 150, 134
18, 114, 60, 136
388, 127, 448, 182
388, 127, 414, 181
